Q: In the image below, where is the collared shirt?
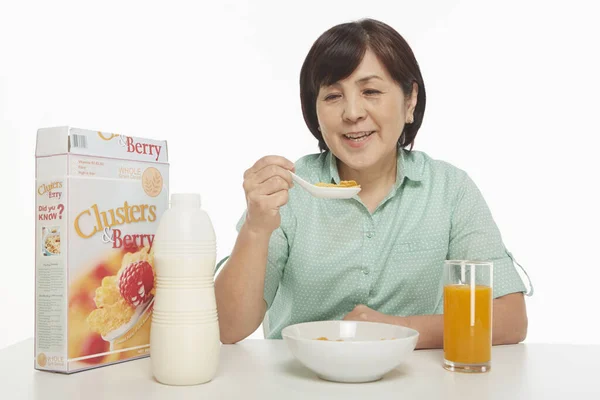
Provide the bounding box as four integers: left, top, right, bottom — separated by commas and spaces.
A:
216, 148, 530, 339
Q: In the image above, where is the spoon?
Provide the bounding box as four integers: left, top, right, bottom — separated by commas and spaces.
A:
289, 172, 361, 199
102, 297, 154, 347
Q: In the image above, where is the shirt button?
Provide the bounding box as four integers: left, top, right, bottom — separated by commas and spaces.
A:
366, 232, 374, 238
362, 269, 370, 275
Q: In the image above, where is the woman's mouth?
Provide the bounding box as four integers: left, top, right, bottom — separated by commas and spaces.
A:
343, 131, 375, 141
342, 131, 375, 147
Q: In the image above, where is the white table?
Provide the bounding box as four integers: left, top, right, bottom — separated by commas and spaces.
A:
1, 338, 598, 399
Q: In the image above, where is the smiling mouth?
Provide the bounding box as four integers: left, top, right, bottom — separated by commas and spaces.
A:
343, 131, 375, 142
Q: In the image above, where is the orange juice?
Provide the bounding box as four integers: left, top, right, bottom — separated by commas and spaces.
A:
443, 284, 492, 364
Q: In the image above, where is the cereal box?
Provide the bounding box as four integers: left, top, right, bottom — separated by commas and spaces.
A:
34, 126, 169, 373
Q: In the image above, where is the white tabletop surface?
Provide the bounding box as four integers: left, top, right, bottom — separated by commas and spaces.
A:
1, 338, 599, 399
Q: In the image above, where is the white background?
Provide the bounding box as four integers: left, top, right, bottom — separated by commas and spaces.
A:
1, 0, 599, 350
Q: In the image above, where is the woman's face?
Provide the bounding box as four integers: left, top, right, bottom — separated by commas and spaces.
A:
316, 48, 417, 172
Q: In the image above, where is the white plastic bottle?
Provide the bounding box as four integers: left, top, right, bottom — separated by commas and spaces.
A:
150, 193, 220, 385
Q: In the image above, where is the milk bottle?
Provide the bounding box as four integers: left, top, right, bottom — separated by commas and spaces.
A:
150, 193, 220, 385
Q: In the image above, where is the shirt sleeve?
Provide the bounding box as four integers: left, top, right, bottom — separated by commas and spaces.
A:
214, 209, 290, 310
447, 172, 528, 299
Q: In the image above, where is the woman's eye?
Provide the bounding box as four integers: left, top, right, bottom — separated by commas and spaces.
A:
364, 89, 381, 95
324, 94, 341, 101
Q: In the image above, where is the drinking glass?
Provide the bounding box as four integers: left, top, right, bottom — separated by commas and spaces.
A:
443, 260, 493, 373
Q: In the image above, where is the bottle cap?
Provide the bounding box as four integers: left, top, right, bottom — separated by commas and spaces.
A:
170, 193, 201, 208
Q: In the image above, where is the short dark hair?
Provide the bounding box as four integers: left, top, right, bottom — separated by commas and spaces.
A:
299, 18, 426, 152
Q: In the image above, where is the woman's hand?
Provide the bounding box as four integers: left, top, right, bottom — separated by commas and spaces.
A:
242, 155, 295, 236
342, 305, 396, 324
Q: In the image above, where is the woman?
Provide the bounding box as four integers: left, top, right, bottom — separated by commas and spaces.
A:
215, 18, 531, 348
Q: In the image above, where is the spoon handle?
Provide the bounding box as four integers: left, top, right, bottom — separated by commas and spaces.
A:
289, 172, 312, 190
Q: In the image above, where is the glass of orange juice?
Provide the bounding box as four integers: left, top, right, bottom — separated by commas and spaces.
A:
443, 260, 493, 373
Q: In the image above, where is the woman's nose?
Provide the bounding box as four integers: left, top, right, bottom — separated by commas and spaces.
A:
342, 96, 367, 123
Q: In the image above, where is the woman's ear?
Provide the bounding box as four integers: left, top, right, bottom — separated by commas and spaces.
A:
405, 82, 418, 123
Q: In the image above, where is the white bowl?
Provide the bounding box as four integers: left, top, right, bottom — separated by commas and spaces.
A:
281, 320, 419, 383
